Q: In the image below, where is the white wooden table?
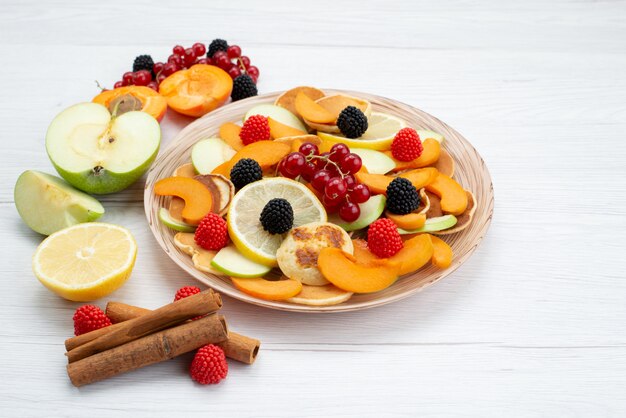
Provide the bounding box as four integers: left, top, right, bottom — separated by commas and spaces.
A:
2, 1, 626, 416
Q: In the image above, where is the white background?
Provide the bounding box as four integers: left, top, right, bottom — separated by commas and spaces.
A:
1, 0, 626, 417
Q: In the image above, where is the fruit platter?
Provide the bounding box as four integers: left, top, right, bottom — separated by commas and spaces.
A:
145, 87, 494, 312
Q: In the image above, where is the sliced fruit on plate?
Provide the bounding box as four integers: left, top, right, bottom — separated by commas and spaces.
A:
351, 239, 378, 264
417, 130, 444, 144
398, 214, 458, 234
32, 223, 137, 301
268, 117, 307, 139
305, 95, 372, 133
424, 172, 468, 215
14, 170, 104, 236
386, 212, 426, 230
218, 122, 244, 151
316, 112, 405, 150
430, 148, 454, 177
173, 232, 223, 276
93, 86, 168, 122
275, 86, 325, 117
173, 163, 197, 178
388, 234, 433, 275
211, 141, 291, 178
386, 138, 441, 172
158, 207, 196, 232
191, 138, 236, 174
154, 177, 213, 225
231, 276, 303, 301
434, 191, 476, 235
244, 104, 307, 132
211, 245, 272, 278
46, 102, 161, 195
193, 174, 235, 217
227, 178, 326, 267
428, 234, 453, 268
330, 194, 386, 232
159, 64, 233, 117
355, 167, 438, 195
349, 148, 395, 174
286, 284, 353, 306
295, 91, 336, 124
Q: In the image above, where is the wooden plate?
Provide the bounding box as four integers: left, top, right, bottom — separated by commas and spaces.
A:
144, 90, 494, 313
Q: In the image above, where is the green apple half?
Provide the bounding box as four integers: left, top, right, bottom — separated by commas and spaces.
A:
398, 214, 457, 234
46, 102, 161, 194
191, 138, 236, 174
350, 148, 396, 174
14, 170, 104, 235
158, 208, 196, 233
211, 244, 272, 278
331, 194, 386, 232
244, 104, 307, 132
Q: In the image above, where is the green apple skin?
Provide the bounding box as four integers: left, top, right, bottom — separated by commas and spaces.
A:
331, 195, 386, 232
350, 148, 396, 175
191, 138, 236, 174
398, 215, 457, 234
46, 103, 161, 195
14, 170, 104, 235
158, 208, 196, 233
244, 104, 307, 132
210, 245, 272, 278
417, 130, 444, 144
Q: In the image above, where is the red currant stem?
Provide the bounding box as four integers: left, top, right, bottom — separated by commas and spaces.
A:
305, 154, 346, 179
236, 57, 247, 74
94, 80, 107, 92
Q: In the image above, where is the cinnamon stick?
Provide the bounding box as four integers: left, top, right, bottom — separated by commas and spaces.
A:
67, 313, 228, 387
106, 301, 260, 365
66, 290, 222, 363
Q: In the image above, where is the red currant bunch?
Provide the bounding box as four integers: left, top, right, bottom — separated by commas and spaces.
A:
278, 142, 371, 222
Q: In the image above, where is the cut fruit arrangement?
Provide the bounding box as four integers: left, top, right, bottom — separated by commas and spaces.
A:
153, 86, 477, 306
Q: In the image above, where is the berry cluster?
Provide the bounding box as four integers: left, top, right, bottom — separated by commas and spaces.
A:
278, 142, 371, 222
205, 39, 260, 84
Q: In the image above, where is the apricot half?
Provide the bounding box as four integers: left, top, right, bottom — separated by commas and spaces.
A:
154, 177, 213, 225
159, 64, 233, 118
219, 122, 244, 151
355, 168, 438, 195
211, 141, 291, 178
317, 248, 400, 293
428, 235, 453, 268
93, 86, 167, 122
231, 276, 302, 301
386, 212, 426, 230
295, 91, 336, 124
386, 139, 441, 172
425, 172, 468, 215
388, 234, 433, 275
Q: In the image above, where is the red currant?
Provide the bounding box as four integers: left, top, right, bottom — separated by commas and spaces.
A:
240, 56, 251, 68
197, 58, 209, 65
299, 142, 319, 157
192, 43, 206, 57
157, 74, 167, 83
249, 74, 258, 84
311, 170, 331, 192
213, 52, 231, 70
322, 195, 343, 213
147, 81, 159, 91
133, 70, 151, 86
301, 161, 317, 182
330, 143, 350, 162
114, 81, 124, 89
162, 62, 177, 76
339, 201, 361, 222
205, 57, 215, 66
283, 152, 306, 177
344, 174, 356, 191
173, 45, 185, 56
325, 177, 347, 200
278, 160, 296, 179
152, 62, 164, 76
350, 184, 370, 203
247, 66, 260, 80
183, 48, 197, 66
168, 54, 182, 67
341, 153, 362, 175
227, 65, 241, 79
122, 72, 134, 85
227, 45, 242, 59
316, 152, 331, 169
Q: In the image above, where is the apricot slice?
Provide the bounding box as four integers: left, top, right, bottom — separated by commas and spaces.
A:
211, 141, 291, 178
275, 86, 325, 116
386, 139, 441, 172
269, 117, 307, 139
219, 122, 244, 151
93, 86, 167, 122
295, 91, 336, 124
355, 168, 438, 195
425, 172, 468, 215
317, 248, 400, 293
386, 212, 426, 230
428, 235, 453, 268
351, 239, 379, 264
159, 64, 233, 118
388, 234, 434, 275
154, 177, 213, 225
435, 191, 476, 235
231, 276, 302, 301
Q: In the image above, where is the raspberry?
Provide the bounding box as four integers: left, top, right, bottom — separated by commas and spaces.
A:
190, 344, 228, 384
367, 218, 403, 258
73, 305, 112, 336
239, 115, 270, 145
174, 286, 201, 302
391, 128, 423, 162
194, 213, 228, 251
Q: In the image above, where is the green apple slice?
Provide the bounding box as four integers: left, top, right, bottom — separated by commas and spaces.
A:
46, 102, 161, 195
417, 130, 444, 144
158, 208, 196, 232
350, 148, 395, 174
331, 194, 386, 232
398, 215, 457, 234
244, 104, 307, 132
210, 245, 272, 278
191, 138, 236, 174
14, 170, 104, 235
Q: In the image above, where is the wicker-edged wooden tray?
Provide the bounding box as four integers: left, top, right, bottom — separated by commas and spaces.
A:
144, 90, 494, 312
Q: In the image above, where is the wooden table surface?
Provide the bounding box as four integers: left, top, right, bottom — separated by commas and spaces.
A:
2, 0, 626, 416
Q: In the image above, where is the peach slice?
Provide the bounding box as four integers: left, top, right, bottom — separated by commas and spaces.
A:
275, 86, 325, 116
231, 276, 303, 301
268, 117, 308, 139
317, 247, 400, 293
219, 122, 244, 151
93, 86, 167, 122
386, 139, 442, 172
355, 168, 438, 195
386, 212, 426, 230
351, 239, 379, 264
295, 91, 336, 124
211, 141, 291, 178
428, 235, 453, 268
159, 64, 233, 118
434, 191, 476, 235
425, 172, 468, 215
154, 177, 213, 225
388, 234, 433, 275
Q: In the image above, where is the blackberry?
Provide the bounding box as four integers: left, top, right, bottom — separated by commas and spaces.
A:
207, 39, 229, 58
230, 158, 262, 190
337, 106, 368, 138
231, 74, 258, 101
133, 55, 154, 75
386, 177, 420, 215
260, 198, 294, 234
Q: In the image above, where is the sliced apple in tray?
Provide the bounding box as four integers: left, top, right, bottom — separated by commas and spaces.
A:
191, 138, 236, 174
46, 102, 160, 194
331, 194, 386, 232
397, 214, 458, 234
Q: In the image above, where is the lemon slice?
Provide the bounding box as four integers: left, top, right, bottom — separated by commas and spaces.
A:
227, 178, 326, 266
32, 223, 137, 301
317, 112, 406, 150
